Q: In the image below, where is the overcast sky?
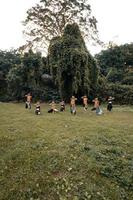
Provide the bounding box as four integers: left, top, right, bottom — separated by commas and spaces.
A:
0, 0, 132, 54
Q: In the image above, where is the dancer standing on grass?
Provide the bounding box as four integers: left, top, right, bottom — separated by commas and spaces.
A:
107, 96, 115, 111
81, 95, 88, 111
92, 98, 103, 115
34, 101, 41, 115
25, 93, 32, 109
70, 96, 77, 115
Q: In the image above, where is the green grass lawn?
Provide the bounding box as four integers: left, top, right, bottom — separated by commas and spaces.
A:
0, 103, 133, 200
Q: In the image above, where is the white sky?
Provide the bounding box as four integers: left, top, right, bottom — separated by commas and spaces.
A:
0, 0, 133, 54
90, 0, 133, 54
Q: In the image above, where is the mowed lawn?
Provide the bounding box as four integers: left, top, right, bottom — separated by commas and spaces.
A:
0, 103, 133, 200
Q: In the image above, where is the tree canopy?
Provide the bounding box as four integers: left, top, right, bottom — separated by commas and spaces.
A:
23, 0, 98, 51
96, 43, 133, 85
95, 43, 133, 104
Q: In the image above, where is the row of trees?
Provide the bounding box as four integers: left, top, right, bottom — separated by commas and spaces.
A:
0, 24, 98, 102
96, 43, 133, 85
0, 26, 133, 104
95, 44, 133, 104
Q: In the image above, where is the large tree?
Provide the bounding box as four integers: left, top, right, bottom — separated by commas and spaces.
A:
22, 0, 99, 52
48, 23, 98, 101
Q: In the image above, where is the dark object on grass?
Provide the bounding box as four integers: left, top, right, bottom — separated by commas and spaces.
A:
91, 107, 96, 111
25, 102, 28, 109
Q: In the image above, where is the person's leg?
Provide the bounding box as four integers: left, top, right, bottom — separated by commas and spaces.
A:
70, 105, 76, 114
27, 102, 29, 109
73, 106, 76, 115
99, 108, 103, 114
54, 109, 58, 113
84, 104, 88, 111
107, 104, 112, 111
109, 104, 112, 111
29, 102, 31, 109
48, 109, 53, 113
70, 106, 73, 114
60, 106, 64, 112
25, 102, 28, 109
38, 109, 41, 115
96, 107, 100, 114
62, 106, 65, 111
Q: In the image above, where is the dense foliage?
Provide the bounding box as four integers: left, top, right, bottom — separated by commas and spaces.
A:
0, 50, 58, 102
0, 26, 133, 104
7, 50, 42, 100
95, 44, 133, 104
96, 44, 133, 85
2, 24, 97, 102
48, 23, 98, 101
0, 50, 21, 101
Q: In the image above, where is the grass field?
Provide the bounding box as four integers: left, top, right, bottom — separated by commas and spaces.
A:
0, 103, 133, 200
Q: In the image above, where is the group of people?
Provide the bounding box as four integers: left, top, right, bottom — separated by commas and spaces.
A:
25, 93, 65, 115
70, 96, 104, 115
25, 93, 114, 115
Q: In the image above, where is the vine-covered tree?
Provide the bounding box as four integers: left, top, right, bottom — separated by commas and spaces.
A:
48, 23, 98, 100
23, 0, 99, 51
